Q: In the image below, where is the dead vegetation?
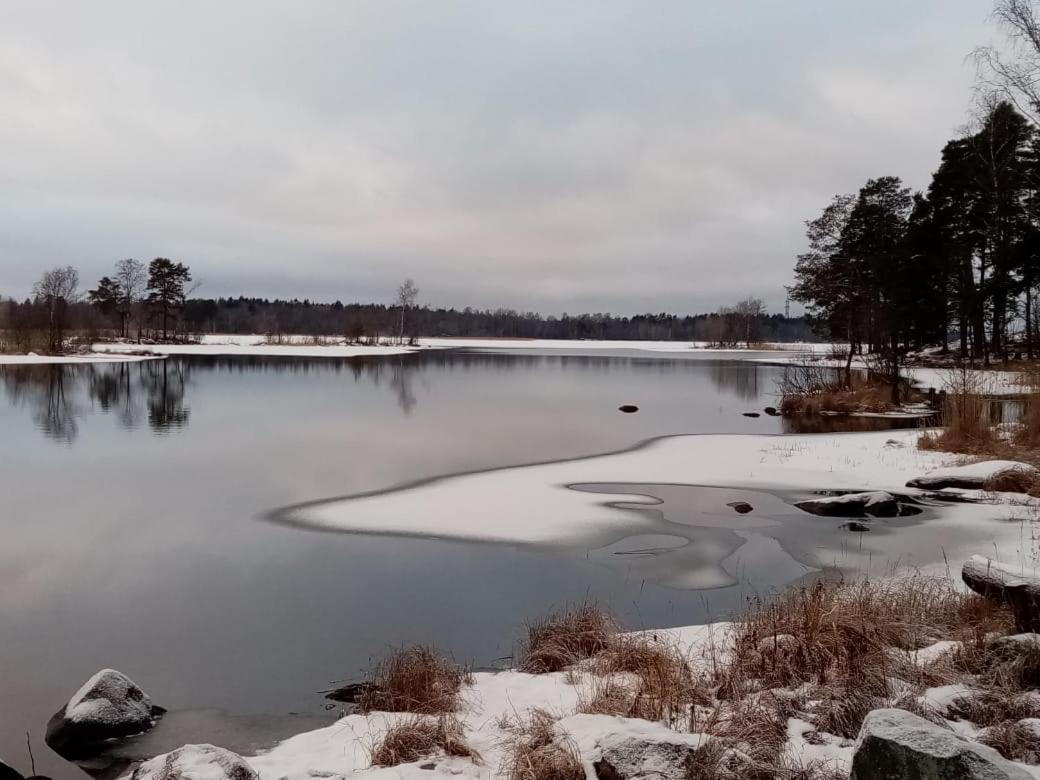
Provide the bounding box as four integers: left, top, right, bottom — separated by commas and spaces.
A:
370, 714, 478, 767
518, 601, 616, 673
778, 364, 916, 416
499, 708, 584, 780
357, 645, 471, 714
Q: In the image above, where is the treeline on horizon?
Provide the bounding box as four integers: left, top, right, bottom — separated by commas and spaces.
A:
0, 287, 816, 349
791, 1, 1040, 367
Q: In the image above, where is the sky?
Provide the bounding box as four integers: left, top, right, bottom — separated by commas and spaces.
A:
0, 1, 999, 315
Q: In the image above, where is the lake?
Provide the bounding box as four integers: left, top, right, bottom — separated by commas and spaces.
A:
0, 349, 917, 777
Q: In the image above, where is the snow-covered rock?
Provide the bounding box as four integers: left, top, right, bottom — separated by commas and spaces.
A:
556, 714, 711, 780
850, 708, 1033, 780
45, 669, 163, 759
794, 491, 903, 518
907, 461, 1038, 491
963, 556, 1040, 633
128, 745, 256, 780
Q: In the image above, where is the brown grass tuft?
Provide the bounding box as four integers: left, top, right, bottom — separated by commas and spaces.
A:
358, 645, 471, 714
370, 714, 477, 767
978, 719, 1040, 764
518, 602, 616, 673
501, 709, 584, 780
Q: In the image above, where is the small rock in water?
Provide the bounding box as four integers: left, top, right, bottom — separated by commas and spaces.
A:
841, 521, 871, 532
618, 404, 639, 413
742, 411, 760, 418
45, 668, 163, 760
764, 406, 779, 416
726, 501, 754, 514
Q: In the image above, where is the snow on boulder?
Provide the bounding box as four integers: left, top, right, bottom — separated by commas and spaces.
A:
45, 669, 163, 759
128, 745, 256, 780
556, 714, 712, 779
794, 491, 904, 518
963, 556, 1040, 633
990, 633, 1040, 659
906, 460, 1038, 492
850, 708, 1033, 780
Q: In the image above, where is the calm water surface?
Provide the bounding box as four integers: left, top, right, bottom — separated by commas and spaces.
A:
0, 349, 915, 777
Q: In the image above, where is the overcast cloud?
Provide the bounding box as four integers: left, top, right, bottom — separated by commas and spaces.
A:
0, 1, 996, 314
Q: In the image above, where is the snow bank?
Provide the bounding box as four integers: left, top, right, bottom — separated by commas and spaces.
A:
907, 460, 1038, 490
0, 352, 158, 365
248, 624, 727, 779
418, 337, 826, 354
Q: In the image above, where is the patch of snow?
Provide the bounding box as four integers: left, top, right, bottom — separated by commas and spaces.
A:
910, 640, 962, 667
280, 430, 955, 547
0, 353, 159, 365
784, 717, 851, 776
92, 336, 420, 359
918, 683, 977, 713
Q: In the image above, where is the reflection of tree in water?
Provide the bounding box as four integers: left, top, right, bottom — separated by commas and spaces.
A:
141, 360, 191, 432
707, 362, 762, 402
1, 365, 82, 444
0, 360, 192, 443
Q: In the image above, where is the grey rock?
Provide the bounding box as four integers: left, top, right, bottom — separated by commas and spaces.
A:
989, 633, 1040, 659
45, 669, 163, 760
850, 708, 1033, 780
796, 491, 901, 518
727, 501, 754, 514
129, 745, 256, 780
963, 556, 1040, 633
618, 405, 639, 413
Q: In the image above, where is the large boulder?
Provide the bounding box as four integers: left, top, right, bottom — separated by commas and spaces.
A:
907, 461, 1038, 491
963, 556, 1040, 633
45, 669, 163, 759
795, 491, 904, 518
128, 745, 256, 780
850, 708, 1033, 780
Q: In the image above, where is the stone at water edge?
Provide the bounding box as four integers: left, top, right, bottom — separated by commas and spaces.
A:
726, 501, 753, 514
128, 745, 256, 780
44, 669, 163, 760
618, 404, 639, 413
850, 708, 1033, 780
795, 491, 903, 518
962, 556, 1040, 633
764, 406, 779, 416
742, 411, 760, 418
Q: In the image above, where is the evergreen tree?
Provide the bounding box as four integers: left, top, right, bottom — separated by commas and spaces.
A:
146, 258, 192, 339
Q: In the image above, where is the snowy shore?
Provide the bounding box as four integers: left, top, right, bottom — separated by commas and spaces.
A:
1, 334, 825, 364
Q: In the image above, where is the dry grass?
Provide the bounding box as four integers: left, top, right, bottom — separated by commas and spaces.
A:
369, 714, 477, 767
711, 578, 1012, 739
778, 363, 915, 416
358, 645, 471, 714
518, 601, 616, 674
582, 634, 711, 723
500, 708, 584, 780
978, 719, 1040, 764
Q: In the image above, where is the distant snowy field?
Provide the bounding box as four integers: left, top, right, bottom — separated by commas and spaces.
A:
0, 334, 829, 364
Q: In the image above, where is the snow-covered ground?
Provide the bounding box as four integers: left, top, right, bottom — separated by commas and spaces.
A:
418, 337, 828, 354
91, 334, 421, 359
247, 624, 727, 779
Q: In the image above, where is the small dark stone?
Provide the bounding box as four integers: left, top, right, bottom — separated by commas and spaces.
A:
727, 501, 754, 514
618, 404, 639, 413
742, 412, 760, 418
841, 521, 871, 532
593, 759, 623, 780
764, 406, 779, 416
419, 763, 437, 771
